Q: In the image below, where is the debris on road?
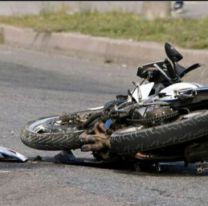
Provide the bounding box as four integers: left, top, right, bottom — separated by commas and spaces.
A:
0, 146, 28, 162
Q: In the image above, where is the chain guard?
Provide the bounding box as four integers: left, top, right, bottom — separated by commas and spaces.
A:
138, 106, 179, 127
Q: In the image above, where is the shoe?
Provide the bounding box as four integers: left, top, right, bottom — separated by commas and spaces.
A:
173, 3, 184, 14
174, 2, 183, 10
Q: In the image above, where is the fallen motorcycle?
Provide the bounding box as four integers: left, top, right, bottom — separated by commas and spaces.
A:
20, 43, 208, 171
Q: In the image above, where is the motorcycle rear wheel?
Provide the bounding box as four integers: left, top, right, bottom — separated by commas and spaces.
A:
110, 110, 208, 156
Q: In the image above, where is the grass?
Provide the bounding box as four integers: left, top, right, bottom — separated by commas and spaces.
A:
0, 30, 3, 44
0, 11, 207, 49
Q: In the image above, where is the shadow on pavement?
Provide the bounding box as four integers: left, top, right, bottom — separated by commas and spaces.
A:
1, 155, 207, 176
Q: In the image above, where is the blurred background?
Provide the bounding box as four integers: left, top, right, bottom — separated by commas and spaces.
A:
0, 1, 207, 50
0, 1, 207, 19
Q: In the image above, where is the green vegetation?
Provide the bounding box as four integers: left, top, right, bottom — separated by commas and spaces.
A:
0, 11, 208, 49
0, 30, 3, 44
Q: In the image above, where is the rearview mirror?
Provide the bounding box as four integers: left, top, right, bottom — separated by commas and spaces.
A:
165, 42, 183, 62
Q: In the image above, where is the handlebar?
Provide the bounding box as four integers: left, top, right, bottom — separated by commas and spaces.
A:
178, 63, 201, 78
137, 43, 201, 86
137, 60, 201, 83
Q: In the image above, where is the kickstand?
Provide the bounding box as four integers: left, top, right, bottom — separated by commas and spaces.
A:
54, 150, 120, 168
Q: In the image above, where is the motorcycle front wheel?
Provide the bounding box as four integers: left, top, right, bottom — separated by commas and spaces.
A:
21, 106, 104, 151
21, 115, 85, 151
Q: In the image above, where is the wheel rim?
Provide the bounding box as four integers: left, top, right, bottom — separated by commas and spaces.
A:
28, 116, 82, 134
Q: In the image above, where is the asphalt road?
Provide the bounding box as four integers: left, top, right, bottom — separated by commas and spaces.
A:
0, 46, 208, 206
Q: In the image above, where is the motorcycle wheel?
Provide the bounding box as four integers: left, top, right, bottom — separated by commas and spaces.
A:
20, 115, 84, 150
110, 110, 208, 156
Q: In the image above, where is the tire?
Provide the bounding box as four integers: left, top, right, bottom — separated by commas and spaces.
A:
20, 115, 83, 151
110, 110, 208, 156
